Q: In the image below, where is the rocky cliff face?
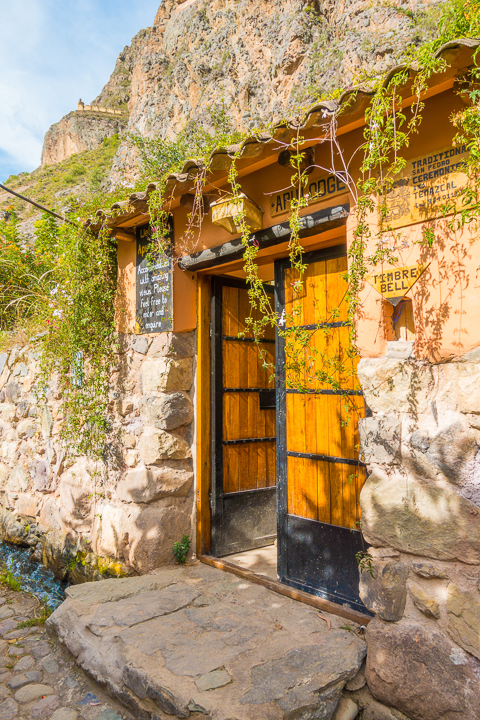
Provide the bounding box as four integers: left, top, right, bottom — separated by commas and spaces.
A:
40, 28, 150, 167
110, 0, 445, 180
40, 0, 444, 173
41, 111, 127, 166
93, 28, 152, 109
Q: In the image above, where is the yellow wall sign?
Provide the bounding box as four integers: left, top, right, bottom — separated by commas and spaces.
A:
366, 263, 430, 306
382, 144, 469, 229
270, 172, 347, 217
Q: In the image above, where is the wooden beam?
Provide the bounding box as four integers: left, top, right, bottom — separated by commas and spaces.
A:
196, 276, 212, 555
199, 555, 371, 625
113, 228, 135, 242
178, 203, 350, 271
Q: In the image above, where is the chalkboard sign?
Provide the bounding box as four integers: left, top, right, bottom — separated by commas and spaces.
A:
135, 221, 173, 334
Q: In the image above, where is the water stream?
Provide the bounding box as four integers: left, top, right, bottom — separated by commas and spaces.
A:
0, 542, 66, 610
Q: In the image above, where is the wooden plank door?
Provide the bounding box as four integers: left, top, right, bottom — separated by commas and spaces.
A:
275, 245, 368, 612
211, 276, 277, 557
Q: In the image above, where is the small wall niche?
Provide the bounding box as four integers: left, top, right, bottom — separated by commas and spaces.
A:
385, 297, 415, 341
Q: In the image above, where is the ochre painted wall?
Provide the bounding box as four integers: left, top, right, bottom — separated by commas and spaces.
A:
117, 86, 480, 360
348, 88, 480, 361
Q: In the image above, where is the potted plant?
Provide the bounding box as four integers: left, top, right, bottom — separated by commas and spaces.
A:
210, 192, 264, 234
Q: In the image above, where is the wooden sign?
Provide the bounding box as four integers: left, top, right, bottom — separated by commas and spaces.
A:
366, 263, 430, 306
382, 143, 469, 229
270, 171, 347, 217
135, 221, 173, 334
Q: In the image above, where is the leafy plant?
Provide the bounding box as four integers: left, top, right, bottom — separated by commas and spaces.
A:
173, 535, 191, 564
356, 551, 375, 578
0, 568, 22, 592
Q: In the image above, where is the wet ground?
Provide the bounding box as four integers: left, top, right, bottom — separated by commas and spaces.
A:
0, 543, 65, 611
0, 585, 135, 720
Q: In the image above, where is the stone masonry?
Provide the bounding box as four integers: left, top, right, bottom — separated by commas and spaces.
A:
0, 331, 196, 583
356, 344, 480, 720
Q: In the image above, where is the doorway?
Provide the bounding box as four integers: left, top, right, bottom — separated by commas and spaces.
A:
210, 276, 277, 558
206, 245, 367, 613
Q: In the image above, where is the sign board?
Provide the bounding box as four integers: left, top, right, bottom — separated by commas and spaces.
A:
366, 263, 430, 306
270, 171, 347, 217
382, 144, 469, 229
135, 221, 173, 334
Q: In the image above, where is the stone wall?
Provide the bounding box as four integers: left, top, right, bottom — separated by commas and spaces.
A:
354, 342, 480, 719
0, 332, 195, 583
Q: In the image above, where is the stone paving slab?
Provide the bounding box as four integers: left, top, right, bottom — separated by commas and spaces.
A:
0, 583, 135, 720
49, 564, 367, 720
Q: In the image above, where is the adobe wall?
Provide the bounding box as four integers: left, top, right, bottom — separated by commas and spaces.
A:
0, 332, 195, 583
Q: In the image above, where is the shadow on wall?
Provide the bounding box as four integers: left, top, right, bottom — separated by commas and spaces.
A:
413, 217, 480, 362
357, 335, 480, 719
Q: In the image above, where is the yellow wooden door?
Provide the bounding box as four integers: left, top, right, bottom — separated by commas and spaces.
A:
276, 247, 368, 612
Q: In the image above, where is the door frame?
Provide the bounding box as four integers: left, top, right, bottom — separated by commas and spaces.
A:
275, 244, 369, 613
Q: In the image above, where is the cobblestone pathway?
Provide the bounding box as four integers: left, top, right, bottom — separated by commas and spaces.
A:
0, 584, 134, 720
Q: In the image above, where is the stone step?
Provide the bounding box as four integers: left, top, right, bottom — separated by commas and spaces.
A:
48, 564, 366, 719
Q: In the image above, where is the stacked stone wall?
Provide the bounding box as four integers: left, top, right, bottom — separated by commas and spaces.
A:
0, 332, 195, 583
354, 344, 480, 719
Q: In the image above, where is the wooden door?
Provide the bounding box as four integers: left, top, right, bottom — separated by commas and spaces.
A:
211, 276, 277, 557
275, 245, 368, 612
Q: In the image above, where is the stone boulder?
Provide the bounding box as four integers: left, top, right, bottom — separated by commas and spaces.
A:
4, 382, 21, 403
140, 358, 193, 394
359, 560, 408, 621
116, 463, 193, 504
92, 498, 193, 572
0, 508, 29, 546
138, 428, 191, 464
139, 392, 194, 430
7, 466, 29, 495
360, 467, 480, 563
57, 459, 99, 532
366, 619, 480, 720
447, 583, 480, 659
48, 565, 366, 720
148, 332, 195, 358
359, 416, 401, 466
408, 580, 440, 619
357, 359, 433, 416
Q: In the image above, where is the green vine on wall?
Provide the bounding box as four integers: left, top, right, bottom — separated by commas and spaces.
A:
1, 0, 480, 464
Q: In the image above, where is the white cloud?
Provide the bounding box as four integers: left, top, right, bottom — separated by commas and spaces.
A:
0, 0, 160, 181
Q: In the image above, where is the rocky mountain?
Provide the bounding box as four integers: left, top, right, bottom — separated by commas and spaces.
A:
30, 0, 447, 186
93, 28, 152, 109
111, 0, 445, 180
39, 28, 151, 168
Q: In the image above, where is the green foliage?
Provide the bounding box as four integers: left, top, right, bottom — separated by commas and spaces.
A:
0, 568, 21, 592
356, 551, 375, 578
173, 535, 191, 564
36, 217, 118, 458
0, 134, 121, 220
0, 211, 53, 333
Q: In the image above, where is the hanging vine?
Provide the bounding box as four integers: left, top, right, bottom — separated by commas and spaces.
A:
1, 0, 480, 464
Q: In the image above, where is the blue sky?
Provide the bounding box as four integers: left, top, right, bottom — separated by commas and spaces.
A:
0, 0, 160, 182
